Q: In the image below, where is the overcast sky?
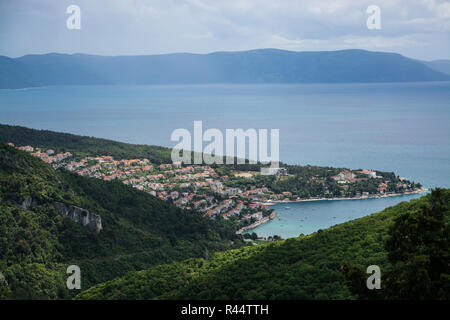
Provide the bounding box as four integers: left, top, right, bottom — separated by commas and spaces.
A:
1, 0, 449, 60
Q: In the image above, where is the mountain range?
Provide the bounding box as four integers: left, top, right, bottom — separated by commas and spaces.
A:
424, 59, 450, 76
1, 49, 449, 89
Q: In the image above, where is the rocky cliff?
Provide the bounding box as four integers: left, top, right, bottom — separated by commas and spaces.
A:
54, 202, 103, 233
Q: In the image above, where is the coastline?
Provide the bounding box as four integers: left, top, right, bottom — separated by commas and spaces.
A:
236, 211, 277, 235
238, 188, 428, 235
263, 188, 428, 205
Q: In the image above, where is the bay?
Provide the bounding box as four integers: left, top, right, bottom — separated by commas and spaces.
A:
249, 193, 425, 238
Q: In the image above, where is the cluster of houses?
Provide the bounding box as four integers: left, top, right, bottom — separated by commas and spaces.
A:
9, 142, 420, 228
332, 169, 382, 184
9, 143, 72, 167
333, 169, 412, 195
10, 143, 275, 224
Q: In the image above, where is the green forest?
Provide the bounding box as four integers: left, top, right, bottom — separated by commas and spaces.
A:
76, 189, 450, 300
0, 144, 241, 299
0, 124, 447, 300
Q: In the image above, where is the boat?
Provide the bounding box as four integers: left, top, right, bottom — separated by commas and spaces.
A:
284, 206, 291, 210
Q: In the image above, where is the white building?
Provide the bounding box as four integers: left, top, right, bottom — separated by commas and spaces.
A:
261, 167, 288, 176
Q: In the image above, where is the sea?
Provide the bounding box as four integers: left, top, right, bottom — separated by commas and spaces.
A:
1, 81, 449, 238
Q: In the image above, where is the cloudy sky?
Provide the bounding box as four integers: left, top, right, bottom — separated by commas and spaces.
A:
1, 0, 449, 60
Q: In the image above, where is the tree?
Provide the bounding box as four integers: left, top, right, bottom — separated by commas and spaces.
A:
343, 189, 450, 299
384, 188, 450, 299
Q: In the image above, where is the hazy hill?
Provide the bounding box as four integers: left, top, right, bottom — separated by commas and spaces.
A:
424, 60, 450, 75
1, 49, 448, 88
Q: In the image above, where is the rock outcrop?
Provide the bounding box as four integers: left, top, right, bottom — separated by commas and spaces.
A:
53, 202, 103, 233
0, 272, 8, 286
19, 196, 38, 210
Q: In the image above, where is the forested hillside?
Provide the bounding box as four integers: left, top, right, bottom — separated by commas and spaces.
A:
77, 190, 450, 300
0, 124, 257, 170
0, 144, 240, 299
0, 124, 173, 164
0, 125, 443, 300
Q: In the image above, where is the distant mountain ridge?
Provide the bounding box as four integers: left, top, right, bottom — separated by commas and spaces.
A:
423, 60, 450, 75
1, 49, 449, 88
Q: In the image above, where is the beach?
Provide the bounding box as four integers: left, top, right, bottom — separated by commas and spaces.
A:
263, 188, 428, 206
243, 190, 428, 238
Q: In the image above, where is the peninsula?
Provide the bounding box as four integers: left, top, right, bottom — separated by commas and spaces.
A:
2, 125, 423, 234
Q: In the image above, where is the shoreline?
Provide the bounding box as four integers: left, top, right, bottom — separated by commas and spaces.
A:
238, 188, 427, 235
236, 211, 277, 235
263, 188, 428, 205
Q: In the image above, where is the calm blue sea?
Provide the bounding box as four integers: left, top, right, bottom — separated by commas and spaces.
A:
1, 82, 449, 237
251, 193, 426, 238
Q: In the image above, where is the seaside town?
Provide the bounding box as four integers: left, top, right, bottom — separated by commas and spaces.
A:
9, 143, 424, 234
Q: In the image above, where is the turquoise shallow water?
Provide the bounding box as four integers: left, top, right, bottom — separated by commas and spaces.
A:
1, 82, 449, 238
247, 193, 425, 238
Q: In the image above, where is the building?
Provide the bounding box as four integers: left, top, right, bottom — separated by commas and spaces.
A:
359, 169, 377, 178
261, 167, 288, 176
172, 161, 182, 168
333, 170, 355, 182
378, 183, 388, 193
18, 145, 34, 152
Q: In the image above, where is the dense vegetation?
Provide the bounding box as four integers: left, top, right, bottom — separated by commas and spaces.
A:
221, 165, 420, 199
0, 144, 241, 299
0, 124, 173, 164
76, 189, 450, 300
343, 189, 450, 299
0, 125, 443, 300
0, 124, 271, 172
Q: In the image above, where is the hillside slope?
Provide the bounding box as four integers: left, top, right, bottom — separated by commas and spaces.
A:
0, 144, 240, 299
0, 124, 172, 164
76, 190, 450, 300
1, 49, 449, 88
424, 60, 450, 75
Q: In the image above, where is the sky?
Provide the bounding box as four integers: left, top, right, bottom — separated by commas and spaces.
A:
0, 0, 449, 60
